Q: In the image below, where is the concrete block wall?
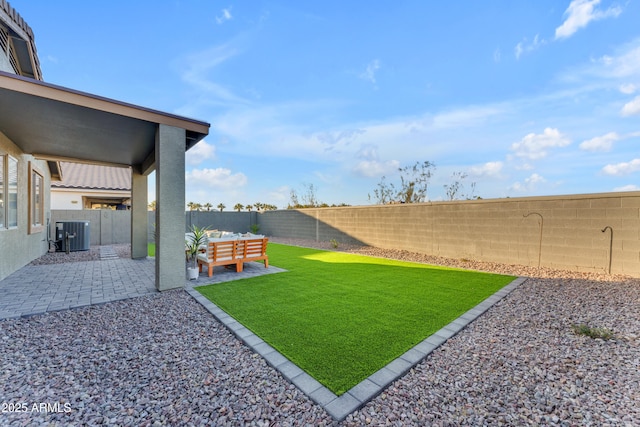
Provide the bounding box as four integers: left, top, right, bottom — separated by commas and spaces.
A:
259, 210, 313, 239
52, 210, 260, 246
50, 191, 640, 277
260, 192, 640, 277
185, 211, 258, 234
51, 210, 131, 246
259, 209, 365, 245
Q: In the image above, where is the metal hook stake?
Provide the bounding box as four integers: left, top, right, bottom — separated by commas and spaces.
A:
524, 212, 544, 268
601, 226, 613, 274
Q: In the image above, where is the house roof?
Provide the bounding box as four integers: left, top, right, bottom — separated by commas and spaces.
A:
0, 0, 42, 80
51, 162, 131, 191
0, 71, 209, 171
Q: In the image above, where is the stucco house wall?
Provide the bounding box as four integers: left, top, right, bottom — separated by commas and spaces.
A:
0, 131, 51, 280
50, 188, 131, 210
0, 2, 50, 281
50, 162, 132, 210
50, 189, 84, 210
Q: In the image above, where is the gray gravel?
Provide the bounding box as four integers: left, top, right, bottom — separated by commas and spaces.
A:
28, 244, 132, 265
2, 239, 639, 425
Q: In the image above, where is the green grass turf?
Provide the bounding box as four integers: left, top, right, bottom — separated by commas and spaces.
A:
148, 243, 156, 257
196, 243, 516, 395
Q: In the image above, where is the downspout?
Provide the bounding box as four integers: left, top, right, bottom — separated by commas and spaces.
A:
523, 212, 544, 268
601, 226, 613, 275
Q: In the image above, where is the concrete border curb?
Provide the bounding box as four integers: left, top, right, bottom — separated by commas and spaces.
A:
187, 275, 527, 421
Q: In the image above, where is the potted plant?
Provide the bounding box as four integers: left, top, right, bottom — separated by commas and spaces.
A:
186, 225, 209, 280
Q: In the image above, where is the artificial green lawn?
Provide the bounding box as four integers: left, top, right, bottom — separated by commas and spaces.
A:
196, 243, 516, 395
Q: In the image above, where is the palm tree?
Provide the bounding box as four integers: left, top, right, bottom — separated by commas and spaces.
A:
203, 202, 213, 211
234, 203, 244, 212
254, 202, 263, 212
148, 200, 157, 211
217, 203, 226, 212
187, 201, 199, 211
246, 204, 253, 212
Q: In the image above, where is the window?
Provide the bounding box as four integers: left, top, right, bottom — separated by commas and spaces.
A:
0, 24, 21, 75
0, 155, 16, 229
8, 156, 17, 227
29, 163, 44, 233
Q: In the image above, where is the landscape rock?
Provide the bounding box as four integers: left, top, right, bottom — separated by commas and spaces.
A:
1, 239, 637, 425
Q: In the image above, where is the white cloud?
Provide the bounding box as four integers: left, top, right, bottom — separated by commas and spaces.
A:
355, 144, 379, 161
267, 186, 290, 205
602, 158, 640, 175
579, 132, 619, 152
514, 43, 523, 60
619, 83, 637, 94
180, 41, 250, 106
315, 129, 365, 152
621, 95, 640, 116
510, 173, 546, 192
352, 144, 399, 177
565, 39, 640, 84
353, 159, 400, 178
469, 161, 503, 177
613, 184, 640, 192
426, 105, 505, 130
186, 167, 247, 189
511, 128, 571, 160
493, 48, 501, 63
186, 140, 216, 165
526, 173, 545, 184
359, 59, 381, 85
216, 7, 232, 24
514, 34, 545, 59
207, 99, 364, 165
595, 42, 640, 79
555, 0, 622, 40
210, 99, 509, 169
614, 46, 640, 77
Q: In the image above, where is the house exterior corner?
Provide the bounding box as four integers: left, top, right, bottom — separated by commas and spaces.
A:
0, 132, 52, 281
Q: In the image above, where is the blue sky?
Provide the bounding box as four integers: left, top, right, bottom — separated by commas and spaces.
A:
12, 0, 640, 208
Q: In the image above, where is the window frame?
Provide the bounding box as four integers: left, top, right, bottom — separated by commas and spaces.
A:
29, 162, 44, 234
7, 155, 17, 228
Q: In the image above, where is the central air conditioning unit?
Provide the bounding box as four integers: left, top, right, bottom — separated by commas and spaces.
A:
55, 220, 90, 252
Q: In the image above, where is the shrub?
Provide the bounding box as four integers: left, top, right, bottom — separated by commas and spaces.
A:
571, 323, 614, 340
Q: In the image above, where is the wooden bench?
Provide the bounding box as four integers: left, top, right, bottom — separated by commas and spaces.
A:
197, 237, 269, 277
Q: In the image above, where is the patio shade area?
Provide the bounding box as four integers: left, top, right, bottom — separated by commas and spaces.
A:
0, 70, 210, 291
0, 71, 208, 167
